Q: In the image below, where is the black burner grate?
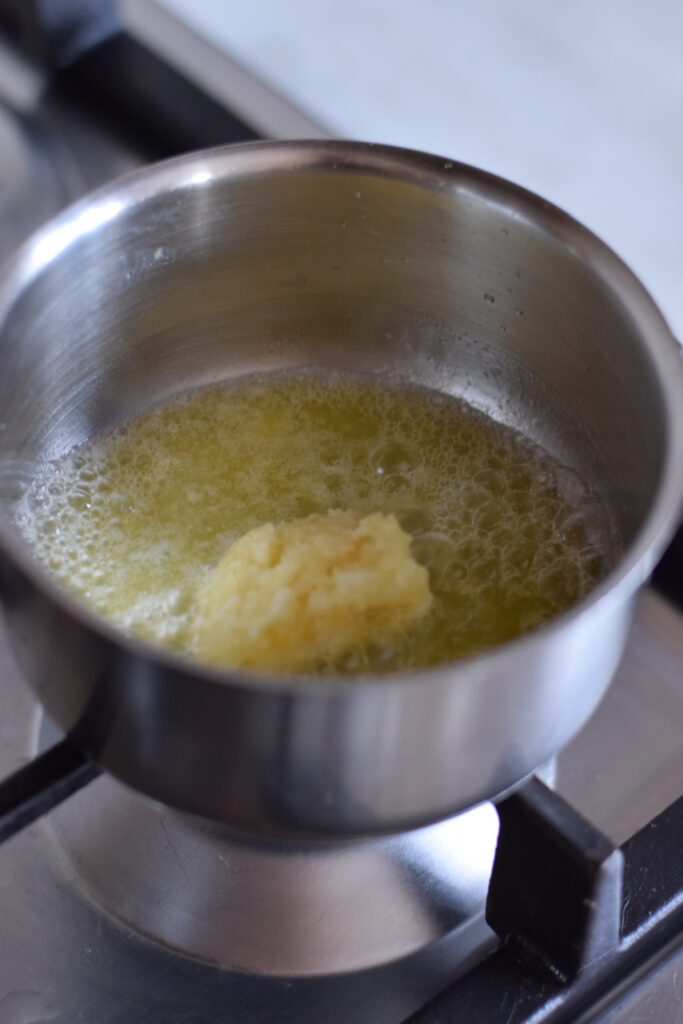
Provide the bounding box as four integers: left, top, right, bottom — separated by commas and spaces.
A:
410, 783, 683, 1023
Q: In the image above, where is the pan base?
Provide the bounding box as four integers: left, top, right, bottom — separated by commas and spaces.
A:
37, 714, 498, 977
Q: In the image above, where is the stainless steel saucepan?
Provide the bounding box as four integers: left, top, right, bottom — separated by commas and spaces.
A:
0, 141, 681, 840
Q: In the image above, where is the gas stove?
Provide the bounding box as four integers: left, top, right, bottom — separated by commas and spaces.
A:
0, 7, 681, 1022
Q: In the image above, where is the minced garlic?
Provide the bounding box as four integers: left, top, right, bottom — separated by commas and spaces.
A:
191, 509, 432, 673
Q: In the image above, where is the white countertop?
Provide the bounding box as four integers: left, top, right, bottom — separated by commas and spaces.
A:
157, 0, 683, 341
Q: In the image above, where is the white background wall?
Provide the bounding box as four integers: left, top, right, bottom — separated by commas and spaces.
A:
160, 0, 683, 341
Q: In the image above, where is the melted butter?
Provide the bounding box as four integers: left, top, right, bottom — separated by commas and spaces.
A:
19, 372, 612, 673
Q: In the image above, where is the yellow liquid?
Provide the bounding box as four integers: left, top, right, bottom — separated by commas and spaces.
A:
19, 372, 610, 673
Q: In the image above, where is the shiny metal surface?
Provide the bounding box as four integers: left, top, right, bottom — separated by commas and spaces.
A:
0, 141, 682, 838
0, 615, 495, 1020
557, 588, 683, 846
0, 31, 143, 259
1, 589, 682, 1019
39, 713, 498, 975
0, 103, 77, 267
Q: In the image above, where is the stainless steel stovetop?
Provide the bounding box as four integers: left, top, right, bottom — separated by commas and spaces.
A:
0, 8, 681, 1023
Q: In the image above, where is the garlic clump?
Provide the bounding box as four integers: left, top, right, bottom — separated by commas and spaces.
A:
192, 509, 432, 674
